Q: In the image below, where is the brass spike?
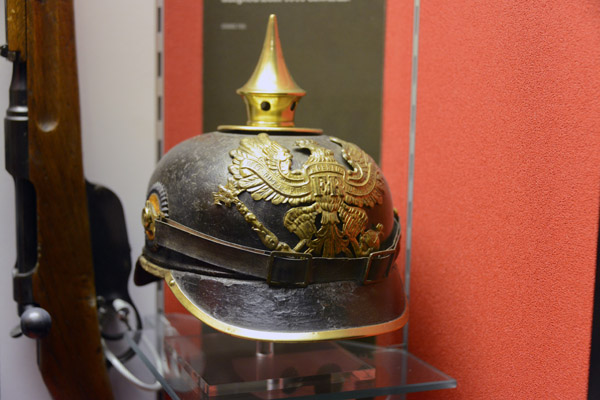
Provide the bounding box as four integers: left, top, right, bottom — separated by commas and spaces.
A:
237, 14, 305, 128
218, 14, 322, 134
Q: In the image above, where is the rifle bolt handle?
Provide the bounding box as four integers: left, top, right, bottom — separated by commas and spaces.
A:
20, 307, 52, 339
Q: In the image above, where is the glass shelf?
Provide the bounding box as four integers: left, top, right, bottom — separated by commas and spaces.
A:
126, 314, 456, 400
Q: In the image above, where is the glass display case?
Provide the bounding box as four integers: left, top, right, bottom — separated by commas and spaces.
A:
127, 314, 456, 400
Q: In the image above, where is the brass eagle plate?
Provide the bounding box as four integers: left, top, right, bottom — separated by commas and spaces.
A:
214, 133, 385, 258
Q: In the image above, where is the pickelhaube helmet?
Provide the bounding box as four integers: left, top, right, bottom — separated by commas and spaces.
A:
136, 15, 407, 341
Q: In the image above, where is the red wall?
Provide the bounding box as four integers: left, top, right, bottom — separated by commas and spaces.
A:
382, 1, 600, 398
163, 0, 203, 314
164, 1, 600, 398
164, 0, 203, 152
379, 1, 413, 314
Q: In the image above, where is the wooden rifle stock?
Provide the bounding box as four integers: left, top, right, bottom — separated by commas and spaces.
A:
5, 0, 114, 398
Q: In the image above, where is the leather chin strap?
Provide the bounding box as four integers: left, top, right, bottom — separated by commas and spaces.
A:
149, 216, 401, 288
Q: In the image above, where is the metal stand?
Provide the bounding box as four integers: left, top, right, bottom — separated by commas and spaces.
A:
257, 341, 275, 357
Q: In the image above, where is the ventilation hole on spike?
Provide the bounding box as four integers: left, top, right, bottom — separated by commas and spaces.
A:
261, 101, 271, 111
290, 102, 296, 111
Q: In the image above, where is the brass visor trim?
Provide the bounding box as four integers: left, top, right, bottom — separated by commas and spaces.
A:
139, 256, 408, 342
139, 255, 169, 279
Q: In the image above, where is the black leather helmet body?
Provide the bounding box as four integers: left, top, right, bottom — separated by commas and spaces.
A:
136, 15, 407, 341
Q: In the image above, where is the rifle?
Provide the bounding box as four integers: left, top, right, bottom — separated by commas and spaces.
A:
3, 0, 124, 398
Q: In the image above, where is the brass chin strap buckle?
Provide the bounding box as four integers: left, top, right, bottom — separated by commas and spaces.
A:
267, 251, 313, 287
362, 249, 396, 285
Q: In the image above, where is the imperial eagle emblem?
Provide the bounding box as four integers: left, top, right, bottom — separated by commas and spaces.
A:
213, 133, 385, 258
